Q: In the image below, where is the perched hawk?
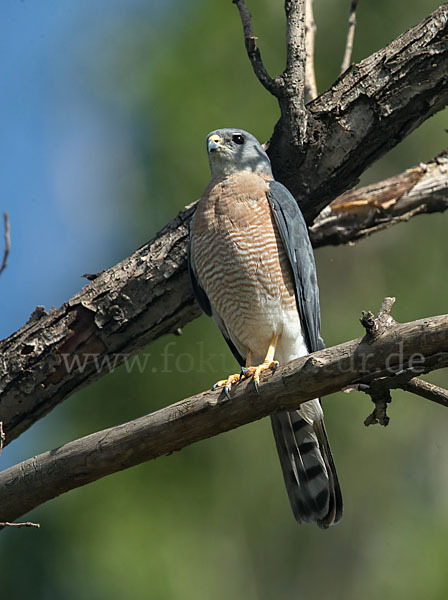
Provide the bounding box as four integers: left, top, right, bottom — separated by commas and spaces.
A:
188, 128, 342, 528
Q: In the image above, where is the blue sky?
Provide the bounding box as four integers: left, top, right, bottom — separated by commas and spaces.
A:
0, 0, 172, 339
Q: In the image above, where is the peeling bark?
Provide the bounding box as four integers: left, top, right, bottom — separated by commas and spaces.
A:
0, 205, 200, 444
310, 150, 448, 246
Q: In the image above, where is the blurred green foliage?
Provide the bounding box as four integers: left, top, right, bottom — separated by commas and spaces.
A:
2, 1, 448, 599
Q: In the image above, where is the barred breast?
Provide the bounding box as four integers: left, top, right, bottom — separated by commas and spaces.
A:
191, 171, 303, 364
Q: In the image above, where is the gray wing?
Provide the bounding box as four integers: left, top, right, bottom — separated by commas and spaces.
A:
267, 181, 342, 528
266, 180, 324, 353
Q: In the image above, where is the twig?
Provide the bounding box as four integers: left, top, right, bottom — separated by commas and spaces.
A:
341, 0, 359, 74
0, 422, 4, 458
233, 1, 307, 143
0, 212, 10, 275
304, 0, 318, 102
0, 306, 447, 525
0, 521, 40, 528
360, 297, 396, 340
400, 378, 448, 408
232, 0, 283, 96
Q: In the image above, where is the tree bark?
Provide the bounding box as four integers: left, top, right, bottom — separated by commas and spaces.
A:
310, 150, 448, 246
1, 310, 447, 526
268, 3, 448, 221
0, 204, 200, 445
1, 4, 448, 446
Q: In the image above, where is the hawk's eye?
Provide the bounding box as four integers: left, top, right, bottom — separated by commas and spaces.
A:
232, 134, 245, 145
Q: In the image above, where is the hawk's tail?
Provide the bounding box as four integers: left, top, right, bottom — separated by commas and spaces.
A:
270, 402, 342, 528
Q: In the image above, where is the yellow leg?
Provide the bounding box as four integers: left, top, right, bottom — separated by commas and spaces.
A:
242, 334, 280, 391
212, 335, 279, 397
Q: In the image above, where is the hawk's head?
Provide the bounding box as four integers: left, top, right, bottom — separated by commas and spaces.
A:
206, 128, 272, 178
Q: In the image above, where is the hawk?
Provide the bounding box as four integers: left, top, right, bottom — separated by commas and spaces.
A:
188, 128, 342, 528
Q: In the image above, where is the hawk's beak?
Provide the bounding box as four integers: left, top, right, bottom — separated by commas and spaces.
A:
207, 134, 223, 153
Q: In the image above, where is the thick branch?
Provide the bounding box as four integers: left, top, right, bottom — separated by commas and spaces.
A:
0, 310, 447, 526
0, 204, 201, 445
310, 150, 448, 246
282, 0, 307, 144
268, 3, 448, 220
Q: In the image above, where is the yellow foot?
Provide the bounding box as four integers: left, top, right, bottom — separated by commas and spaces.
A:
241, 361, 279, 392
212, 360, 279, 398
212, 372, 243, 398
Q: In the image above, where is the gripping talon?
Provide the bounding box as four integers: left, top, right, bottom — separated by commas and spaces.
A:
240, 367, 249, 380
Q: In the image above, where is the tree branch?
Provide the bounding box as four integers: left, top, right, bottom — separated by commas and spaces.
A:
282, 0, 307, 144
399, 378, 448, 408
1, 4, 448, 446
0, 204, 201, 445
304, 0, 318, 103
1, 148, 447, 445
310, 150, 448, 246
268, 3, 448, 220
0, 212, 10, 276
341, 0, 360, 74
232, 0, 284, 96
0, 306, 447, 526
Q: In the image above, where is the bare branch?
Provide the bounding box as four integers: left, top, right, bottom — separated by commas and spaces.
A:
0, 521, 40, 529
280, 0, 307, 144
0, 305, 447, 526
268, 4, 448, 220
304, 0, 318, 103
0, 212, 10, 275
0, 423, 41, 529
399, 378, 448, 408
310, 150, 448, 247
0, 203, 201, 446
1, 149, 447, 445
232, 0, 283, 95
341, 0, 360, 74
0, 422, 4, 458
1, 6, 448, 446
360, 296, 396, 339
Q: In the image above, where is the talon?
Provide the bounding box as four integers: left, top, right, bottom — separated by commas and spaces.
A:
240, 367, 249, 380
212, 372, 241, 396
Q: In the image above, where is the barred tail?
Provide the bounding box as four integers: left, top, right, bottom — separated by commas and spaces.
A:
270, 400, 342, 528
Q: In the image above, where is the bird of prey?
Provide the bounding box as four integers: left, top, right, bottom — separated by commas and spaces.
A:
188, 128, 342, 528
